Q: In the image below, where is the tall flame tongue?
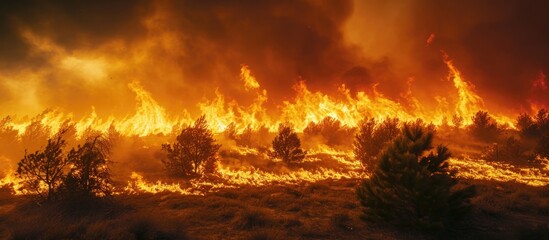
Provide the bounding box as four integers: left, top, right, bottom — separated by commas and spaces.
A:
198, 65, 271, 133
443, 54, 485, 125
115, 81, 179, 136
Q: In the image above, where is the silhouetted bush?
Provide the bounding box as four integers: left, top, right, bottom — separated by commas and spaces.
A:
516, 109, 549, 158
162, 115, 221, 178
356, 121, 475, 231
452, 114, 464, 129
269, 124, 306, 163
536, 134, 549, 158
483, 136, 527, 162
303, 117, 353, 147
353, 118, 399, 171
469, 111, 502, 142
517, 113, 538, 139
16, 129, 115, 202
17, 132, 69, 201
60, 135, 113, 199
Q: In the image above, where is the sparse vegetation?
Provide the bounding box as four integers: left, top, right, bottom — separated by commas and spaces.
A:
356, 121, 476, 231
270, 124, 306, 163
16, 132, 69, 201
303, 117, 354, 147
234, 207, 274, 229
517, 109, 549, 158
469, 111, 502, 142
484, 136, 527, 162
353, 118, 399, 171
452, 114, 464, 129
61, 135, 113, 199
162, 115, 221, 178
15, 130, 115, 202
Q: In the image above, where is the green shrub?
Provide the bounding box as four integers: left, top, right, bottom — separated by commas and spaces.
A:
356, 121, 475, 231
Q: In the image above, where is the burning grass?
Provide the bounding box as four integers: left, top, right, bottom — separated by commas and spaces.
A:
0, 65, 548, 237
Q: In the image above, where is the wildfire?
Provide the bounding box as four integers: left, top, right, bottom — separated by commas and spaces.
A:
1, 57, 546, 197
241, 65, 260, 91
443, 54, 485, 125
117, 156, 549, 196
115, 81, 182, 136
0, 172, 26, 195
2, 56, 521, 138
122, 164, 365, 196
2, 154, 548, 196
443, 54, 516, 127
123, 172, 205, 195
218, 165, 365, 186
449, 157, 549, 187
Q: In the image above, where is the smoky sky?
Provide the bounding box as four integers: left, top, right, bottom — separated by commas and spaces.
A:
407, 0, 549, 112
0, 0, 547, 118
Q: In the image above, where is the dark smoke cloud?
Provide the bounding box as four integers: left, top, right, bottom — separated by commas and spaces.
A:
161, 0, 361, 100
0, 0, 148, 68
397, 0, 548, 112
0, 0, 366, 117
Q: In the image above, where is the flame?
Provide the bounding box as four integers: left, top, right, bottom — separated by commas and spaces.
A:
2, 56, 520, 139
0, 172, 27, 195
123, 172, 205, 195
443, 54, 485, 124
281, 81, 414, 131
2, 153, 547, 196
449, 157, 549, 187
241, 65, 260, 91
122, 164, 365, 196
115, 81, 182, 136
1, 54, 543, 197
198, 66, 270, 133
119, 156, 548, 196
443, 54, 515, 127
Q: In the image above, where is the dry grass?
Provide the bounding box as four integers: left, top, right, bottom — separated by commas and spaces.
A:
0, 178, 548, 239
233, 207, 275, 230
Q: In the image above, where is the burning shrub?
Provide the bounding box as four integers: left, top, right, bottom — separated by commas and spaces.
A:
303, 117, 354, 147
356, 121, 476, 231
60, 135, 113, 199
469, 111, 502, 142
353, 118, 399, 171
270, 124, 306, 163
225, 124, 272, 148
161, 115, 221, 178
452, 114, 464, 129
17, 132, 69, 201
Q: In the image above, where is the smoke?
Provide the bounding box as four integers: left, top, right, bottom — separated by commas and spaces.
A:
347, 0, 549, 113
0, 0, 547, 119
